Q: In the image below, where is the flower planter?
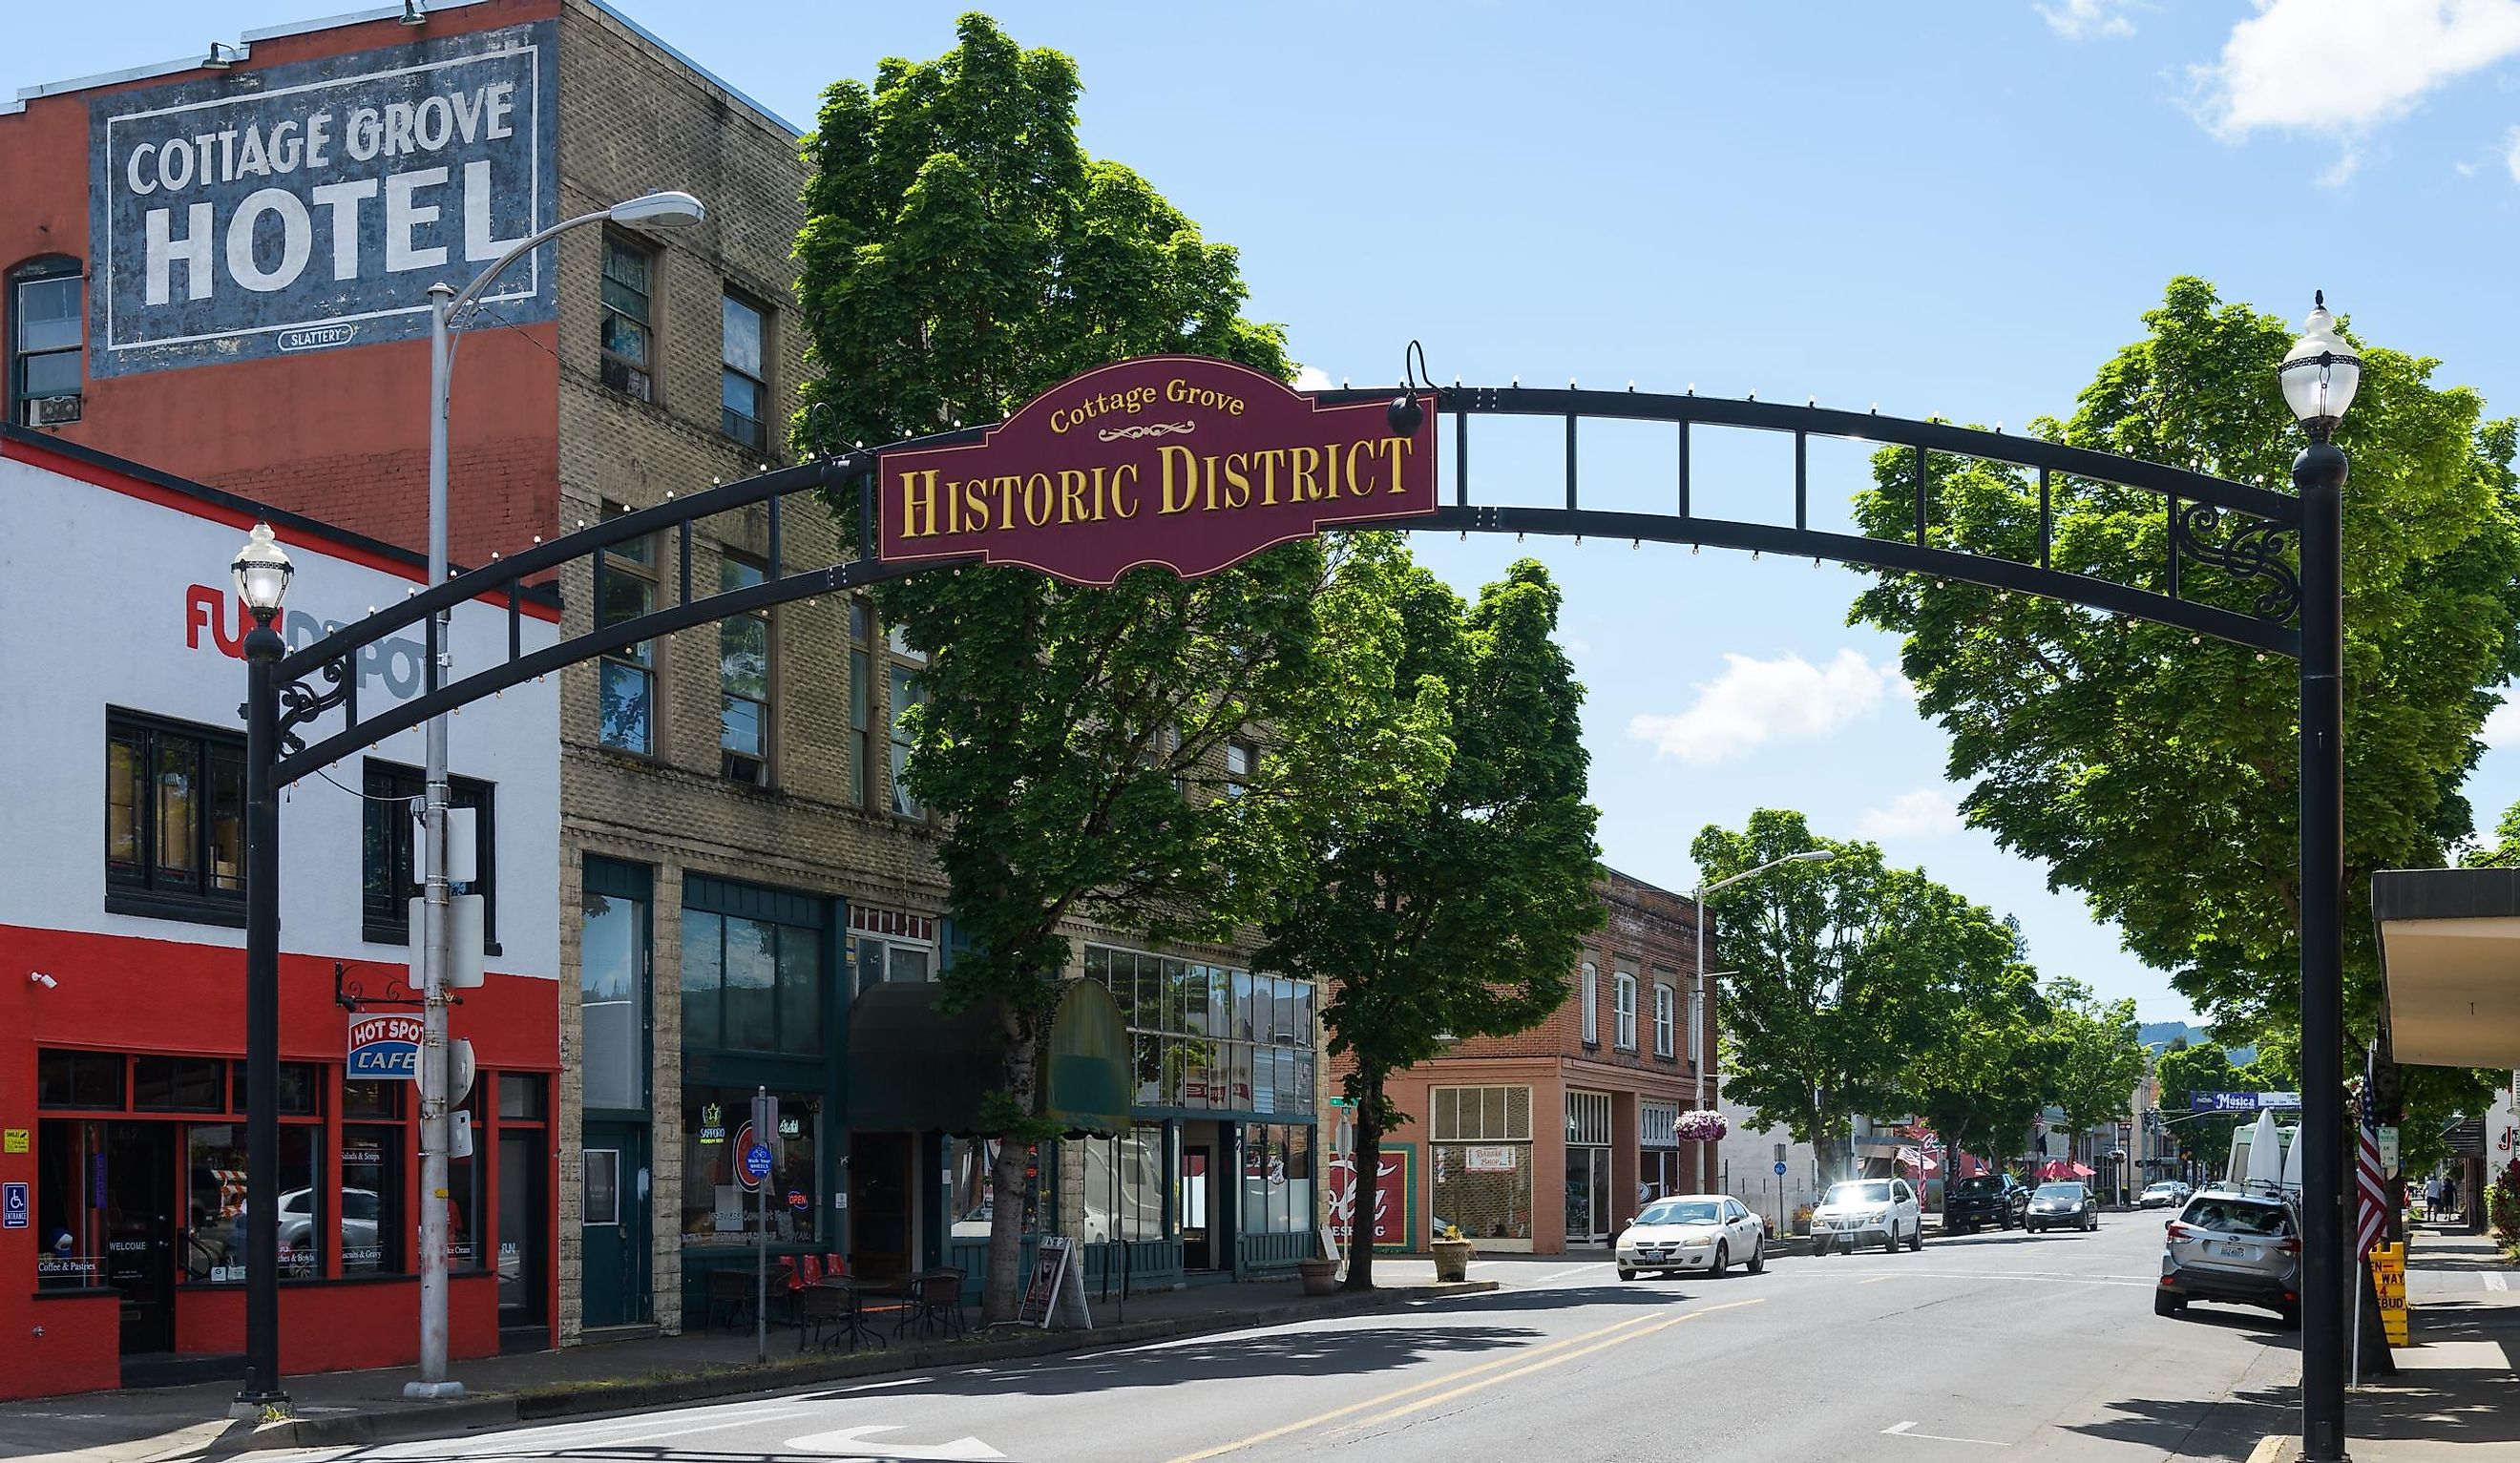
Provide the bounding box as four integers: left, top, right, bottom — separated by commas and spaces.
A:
1296, 1259, 1340, 1296
1432, 1238, 1475, 1283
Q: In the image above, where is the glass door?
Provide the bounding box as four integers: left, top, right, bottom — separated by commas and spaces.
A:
1564, 1147, 1610, 1244
1180, 1142, 1213, 1270
104, 1123, 177, 1353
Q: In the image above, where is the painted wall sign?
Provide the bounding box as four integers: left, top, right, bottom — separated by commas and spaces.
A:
347, 1012, 424, 1080
88, 21, 558, 376
879, 356, 1437, 584
1326, 1145, 1414, 1251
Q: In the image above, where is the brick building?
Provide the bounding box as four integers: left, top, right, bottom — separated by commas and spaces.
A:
1343, 867, 1712, 1255
1, 0, 1321, 1375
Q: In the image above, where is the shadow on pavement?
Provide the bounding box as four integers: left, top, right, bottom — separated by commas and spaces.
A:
2055, 1376, 2299, 1462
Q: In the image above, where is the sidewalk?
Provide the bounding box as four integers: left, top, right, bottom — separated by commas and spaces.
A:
2247, 1221, 2520, 1462
2, 1266, 1489, 1462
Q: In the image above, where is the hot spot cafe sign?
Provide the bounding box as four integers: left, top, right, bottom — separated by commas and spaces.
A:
879, 357, 1438, 583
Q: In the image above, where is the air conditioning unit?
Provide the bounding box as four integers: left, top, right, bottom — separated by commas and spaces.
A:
31, 394, 82, 427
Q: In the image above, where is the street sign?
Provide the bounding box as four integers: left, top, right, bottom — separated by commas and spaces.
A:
878, 356, 1438, 585
744, 1144, 773, 1182
2, 1182, 28, 1229
2189, 1091, 2302, 1113
2377, 1126, 2400, 1177
346, 1013, 422, 1080
1774, 1160, 1789, 1177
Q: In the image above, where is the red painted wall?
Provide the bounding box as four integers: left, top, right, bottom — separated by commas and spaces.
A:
0, 0, 565, 569
173, 1272, 502, 1373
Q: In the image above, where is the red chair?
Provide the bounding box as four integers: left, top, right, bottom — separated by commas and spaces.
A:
825, 1252, 848, 1278
800, 1253, 825, 1286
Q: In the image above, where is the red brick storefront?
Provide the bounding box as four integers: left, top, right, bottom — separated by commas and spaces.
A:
1346, 868, 1712, 1254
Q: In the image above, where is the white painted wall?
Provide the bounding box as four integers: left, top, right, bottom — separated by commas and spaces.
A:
1715, 1081, 1823, 1230
0, 451, 558, 976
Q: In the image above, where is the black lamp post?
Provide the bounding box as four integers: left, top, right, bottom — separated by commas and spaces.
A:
2280, 294, 2360, 1463
228, 523, 293, 1416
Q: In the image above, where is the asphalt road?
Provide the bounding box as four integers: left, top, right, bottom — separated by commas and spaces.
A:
306, 1218, 2308, 1463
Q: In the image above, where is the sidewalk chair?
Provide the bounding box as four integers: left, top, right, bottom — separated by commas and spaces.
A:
910, 1267, 967, 1340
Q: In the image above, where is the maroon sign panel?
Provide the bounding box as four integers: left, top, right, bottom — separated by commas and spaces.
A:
878, 356, 1438, 584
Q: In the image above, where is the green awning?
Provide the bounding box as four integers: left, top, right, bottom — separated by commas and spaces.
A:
845, 979, 1132, 1136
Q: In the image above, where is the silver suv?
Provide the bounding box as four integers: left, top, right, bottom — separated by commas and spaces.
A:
2155, 1191, 2300, 1327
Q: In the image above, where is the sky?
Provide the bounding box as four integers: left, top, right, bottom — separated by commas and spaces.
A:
17, 0, 2520, 1030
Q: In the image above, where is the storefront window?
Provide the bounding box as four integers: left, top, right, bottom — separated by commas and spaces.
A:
342, 1124, 406, 1274
682, 909, 823, 1056
36, 1050, 122, 1108
1240, 1124, 1315, 1235
1078, 1126, 1165, 1242
34, 1119, 103, 1289
182, 1123, 318, 1281
1084, 946, 1315, 1118
1429, 1084, 1534, 1244
679, 1087, 818, 1244
580, 885, 648, 1111
949, 1138, 1039, 1238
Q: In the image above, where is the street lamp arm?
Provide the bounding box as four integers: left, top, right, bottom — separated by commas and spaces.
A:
447, 208, 612, 318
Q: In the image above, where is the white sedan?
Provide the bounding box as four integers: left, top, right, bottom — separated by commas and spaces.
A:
1810, 1177, 1924, 1253
1616, 1194, 1766, 1280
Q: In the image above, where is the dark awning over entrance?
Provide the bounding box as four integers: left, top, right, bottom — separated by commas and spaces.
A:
846, 979, 1133, 1136
2374, 867, 2520, 1068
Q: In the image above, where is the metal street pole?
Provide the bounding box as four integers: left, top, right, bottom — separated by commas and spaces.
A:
408, 283, 462, 1401
232, 617, 287, 1417
2295, 431, 2348, 1461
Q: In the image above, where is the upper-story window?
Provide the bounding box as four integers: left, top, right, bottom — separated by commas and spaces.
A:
10, 258, 83, 427
105, 710, 243, 922
1225, 740, 1254, 797
720, 293, 767, 450
597, 501, 658, 755
1614, 972, 1638, 1051
1579, 961, 1598, 1046
849, 598, 876, 810
599, 237, 656, 403
1653, 981, 1675, 1058
359, 760, 498, 950
888, 624, 928, 819
719, 554, 771, 785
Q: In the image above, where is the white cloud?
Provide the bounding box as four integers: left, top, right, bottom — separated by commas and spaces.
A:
1292, 365, 1334, 392
2040, 0, 2135, 39
2195, 0, 2520, 142
1628, 648, 1905, 765
1858, 787, 1966, 841
2483, 693, 2520, 747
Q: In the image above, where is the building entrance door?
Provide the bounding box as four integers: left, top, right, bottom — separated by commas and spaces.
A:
850, 1132, 913, 1280
104, 1122, 177, 1354
1564, 1146, 1611, 1244
1180, 1139, 1215, 1271
578, 1122, 649, 1327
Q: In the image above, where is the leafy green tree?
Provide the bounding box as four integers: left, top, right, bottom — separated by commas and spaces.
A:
1260, 554, 1600, 1288
793, 14, 1364, 1321
2043, 977, 2150, 1167
1846, 276, 2520, 1135
2155, 1038, 2257, 1166
1906, 968, 2058, 1185
1696, 809, 2027, 1183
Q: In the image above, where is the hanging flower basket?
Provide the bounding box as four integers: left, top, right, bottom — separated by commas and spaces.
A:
1673, 1110, 1729, 1143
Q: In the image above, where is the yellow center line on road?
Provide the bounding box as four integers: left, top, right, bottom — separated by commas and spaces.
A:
1342, 1298, 1767, 1429
1156, 1305, 1720, 1463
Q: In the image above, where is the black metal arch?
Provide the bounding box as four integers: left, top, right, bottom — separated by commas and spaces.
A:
1329, 383, 2305, 657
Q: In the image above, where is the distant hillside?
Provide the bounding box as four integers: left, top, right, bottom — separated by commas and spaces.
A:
2138, 1020, 2254, 1067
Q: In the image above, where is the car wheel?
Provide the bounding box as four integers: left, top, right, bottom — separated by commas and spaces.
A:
1909, 1222, 1923, 1252
2087, 1212, 2099, 1232
1749, 1239, 1765, 1273
1711, 1243, 1730, 1278
2153, 1289, 2185, 1318
1617, 1263, 1636, 1281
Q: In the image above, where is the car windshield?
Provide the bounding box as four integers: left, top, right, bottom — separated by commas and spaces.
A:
1953, 1177, 1999, 1196
1638, 1200, 1722, 1225
2146, 1182, 2178, 1193
1824, 1181, 1891, 1206
2181, 1198, 2294, 1237
2035, 1183, 2083, 1200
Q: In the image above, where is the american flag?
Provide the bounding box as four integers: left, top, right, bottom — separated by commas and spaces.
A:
2355, 1042, 2388, 1260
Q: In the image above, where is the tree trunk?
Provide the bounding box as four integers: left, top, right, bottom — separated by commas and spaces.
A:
980, 1023, 1042, 1326
1344, 1084, 1384, 1291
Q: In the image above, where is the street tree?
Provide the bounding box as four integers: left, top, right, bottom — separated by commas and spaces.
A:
1905, 965, 2058, 1181
2042, 977, 2149, 1167
1260, 554, 1601, 1289
1695, 809, 2026, 1183
792, 14, 1368, 1321
1846, 276, 2520, 1134
2155, 1038, 2257, 1169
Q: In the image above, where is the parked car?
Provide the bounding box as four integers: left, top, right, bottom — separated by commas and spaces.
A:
2137, 1181, 2190, 1209
1615, 1194, 1766, 1280
227, 1188, 376, 1276
2026, 1181, 2099, 1233
1810, 1177, 1923, 1254
1942, 1173, 2030, 1235
2156, 1191, 2300, 1327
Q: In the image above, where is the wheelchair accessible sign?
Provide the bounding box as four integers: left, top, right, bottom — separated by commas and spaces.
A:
3, 1181, 28, 1229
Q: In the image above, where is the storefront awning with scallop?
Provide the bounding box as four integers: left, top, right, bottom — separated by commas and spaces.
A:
845, 977, 1133, 1136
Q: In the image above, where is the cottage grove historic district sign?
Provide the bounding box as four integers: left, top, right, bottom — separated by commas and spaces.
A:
879, 356, 1438, 583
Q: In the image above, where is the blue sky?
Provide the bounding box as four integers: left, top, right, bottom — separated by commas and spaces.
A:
19, 0, 2520, 1027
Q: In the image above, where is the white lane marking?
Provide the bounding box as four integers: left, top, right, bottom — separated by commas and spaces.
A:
785, 1423, 1005, 1459
1534, 1263, 1610, 1284
2486, 1271, 2509, 1291
826, 1374, 936, 1392
1885, 1420, 2008, 1446
1836, 1268, 2150, 1287
389, 1405, 812, 1454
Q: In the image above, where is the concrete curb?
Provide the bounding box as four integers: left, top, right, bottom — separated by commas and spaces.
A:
242, 1281, 1500, 1451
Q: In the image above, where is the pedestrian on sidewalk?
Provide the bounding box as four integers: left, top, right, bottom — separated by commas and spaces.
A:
2426, 1173, 2445, 1222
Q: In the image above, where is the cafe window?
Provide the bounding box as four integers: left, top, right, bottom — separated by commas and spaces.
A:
599, 235, 655, 401
11, 257, 83, 425
341, 1119, 407, 1275
681, 907, 823, 1055
719, 554, 772, 785
182, 1122, 320, 1284
597, 501, 659, 754
680, 1088, 818, 1244
721, 292, 767, 450
360, 760, 497, 948
35, 1049, 123, 1109
105, 710, 244, 920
